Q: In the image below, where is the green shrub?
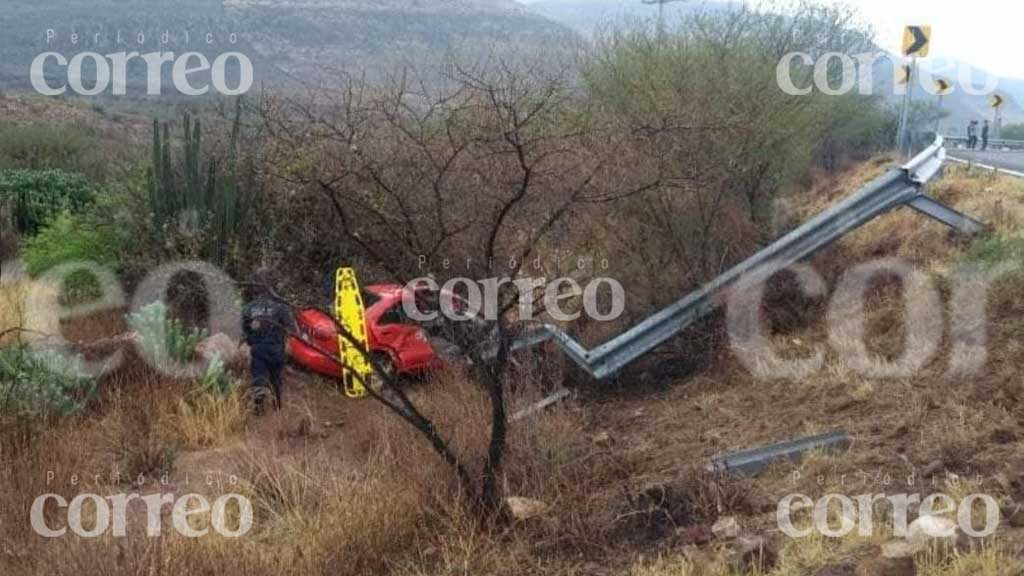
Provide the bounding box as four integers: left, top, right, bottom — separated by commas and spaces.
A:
965, 234, 1024, 267
0, 169, 96, 235
0, 123, 90, 173
21, 212, 118, 304
84, 166, 162, 281
0, 347, 97, 420
22, 212, 118, 276
128, 301, 207, 369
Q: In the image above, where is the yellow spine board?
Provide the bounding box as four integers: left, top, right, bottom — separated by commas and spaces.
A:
334, 268, 372, 399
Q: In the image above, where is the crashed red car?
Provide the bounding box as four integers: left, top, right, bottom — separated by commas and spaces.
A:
287, 283, 465, 380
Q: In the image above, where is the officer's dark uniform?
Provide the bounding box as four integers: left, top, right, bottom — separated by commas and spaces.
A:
242, 291, 292, 412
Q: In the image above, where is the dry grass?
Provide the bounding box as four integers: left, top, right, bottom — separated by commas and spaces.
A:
1, 356, 622, 576
916, 543, 1024, 576
630, 556, 717, 576
0, 272, 44, 346
173, 387, 248, 449
1, 269, 95, 347
629, 538, 1024, 576
830, 163, 1024, 267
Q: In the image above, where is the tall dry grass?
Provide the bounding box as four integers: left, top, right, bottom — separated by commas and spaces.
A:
1, 352, 640, 576
174, 388, 248, 449
0, 272, 41, 345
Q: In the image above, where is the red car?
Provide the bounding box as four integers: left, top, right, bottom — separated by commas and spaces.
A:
287, 283, 462, 380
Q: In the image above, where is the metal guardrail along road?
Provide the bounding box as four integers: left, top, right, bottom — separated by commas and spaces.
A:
535, 137, 984, 380
943, 136, 1024, 151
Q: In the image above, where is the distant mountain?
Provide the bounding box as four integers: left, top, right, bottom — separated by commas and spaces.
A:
0, 0, 578, 95
523, 0, 735, 36
5, 0, 1019, 137
871, 56, 1024, 136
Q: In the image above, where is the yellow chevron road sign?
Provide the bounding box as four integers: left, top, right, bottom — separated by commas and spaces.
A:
898, 65, 912, 85
335, 267, 371, 399
903, 26, 931, 57
991, 94, 1005, 109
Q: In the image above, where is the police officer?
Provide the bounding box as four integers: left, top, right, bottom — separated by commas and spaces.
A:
242, 268, 294, 413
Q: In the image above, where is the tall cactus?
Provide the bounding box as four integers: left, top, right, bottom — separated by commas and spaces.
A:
151, 118, 163, 225
148, 100, 244, 263
183, 112, 203, 215
162, 123, 174, 212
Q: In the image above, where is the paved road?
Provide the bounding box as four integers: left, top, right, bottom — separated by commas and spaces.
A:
947, 149, 1024, 175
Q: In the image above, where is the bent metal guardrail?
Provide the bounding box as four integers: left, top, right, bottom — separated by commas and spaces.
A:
531, 136, 984, 380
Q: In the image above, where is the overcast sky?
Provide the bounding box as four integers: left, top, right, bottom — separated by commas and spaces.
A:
833, 0, 1020, 80
518, 0, 1021, 80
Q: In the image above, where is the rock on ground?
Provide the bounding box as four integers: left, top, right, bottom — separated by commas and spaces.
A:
854, 541, 918, 576
505, 497, 549, 520
196, 333, 240, 364
712, 516, 740, 540
907, 514, 965, 551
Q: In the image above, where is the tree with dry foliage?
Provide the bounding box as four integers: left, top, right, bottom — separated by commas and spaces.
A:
259, 61, 659, 511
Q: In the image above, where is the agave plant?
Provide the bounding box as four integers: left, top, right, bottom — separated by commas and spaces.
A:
0, 347, 96, 420
127, 301, 207, 372
199, 354, 236, 398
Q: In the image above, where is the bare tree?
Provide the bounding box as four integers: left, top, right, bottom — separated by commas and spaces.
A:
259, 61, 659, 511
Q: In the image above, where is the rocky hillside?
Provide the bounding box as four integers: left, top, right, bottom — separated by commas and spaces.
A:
0, 0, 577, 94
525, 0, 735, 36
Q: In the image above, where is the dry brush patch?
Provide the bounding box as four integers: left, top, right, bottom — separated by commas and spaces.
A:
1, 355, 638, 575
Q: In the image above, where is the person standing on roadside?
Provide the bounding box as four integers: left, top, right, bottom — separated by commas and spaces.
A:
967, 121, 978, 149
981, 120, 991, 151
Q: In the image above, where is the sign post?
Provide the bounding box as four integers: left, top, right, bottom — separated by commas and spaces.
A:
992, 94, 1005, 139
934, 78, 952, 134
896, 26, 931, 157
895, 59, 916, 156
